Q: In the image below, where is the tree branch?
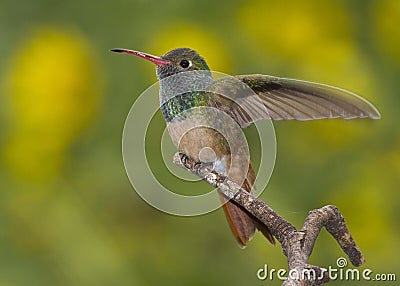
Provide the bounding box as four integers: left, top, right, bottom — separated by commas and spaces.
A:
173, 152, 365, 286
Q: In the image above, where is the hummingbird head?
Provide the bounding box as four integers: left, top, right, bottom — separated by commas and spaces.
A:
111, 47, 210, 80
157, 48, 210, 79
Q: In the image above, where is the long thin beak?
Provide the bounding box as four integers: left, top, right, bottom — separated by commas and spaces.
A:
110, 48, 170, 66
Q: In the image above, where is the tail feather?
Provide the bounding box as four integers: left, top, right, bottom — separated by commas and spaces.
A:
220, 195, 255, 248
220, 162, 275, 247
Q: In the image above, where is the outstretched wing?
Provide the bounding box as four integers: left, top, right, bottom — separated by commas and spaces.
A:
208, 74, 381, 128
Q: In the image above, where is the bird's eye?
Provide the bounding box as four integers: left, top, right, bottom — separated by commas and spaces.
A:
179, 59, 191, 68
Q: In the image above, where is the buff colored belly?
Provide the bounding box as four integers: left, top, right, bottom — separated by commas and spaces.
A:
166, 111, 250, 186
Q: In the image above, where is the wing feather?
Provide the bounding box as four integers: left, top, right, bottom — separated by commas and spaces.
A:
209, 74, 380, 127
250, 75, 380, 120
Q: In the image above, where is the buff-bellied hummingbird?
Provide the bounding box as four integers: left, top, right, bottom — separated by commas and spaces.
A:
111, 47, 380, 248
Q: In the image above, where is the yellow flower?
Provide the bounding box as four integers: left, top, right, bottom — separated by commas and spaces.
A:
3, 27, 103, 181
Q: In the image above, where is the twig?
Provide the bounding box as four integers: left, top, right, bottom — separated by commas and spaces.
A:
173, 152, 365, 286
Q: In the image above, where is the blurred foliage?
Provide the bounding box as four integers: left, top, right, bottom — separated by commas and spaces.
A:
148, 22, 232, 72
0, 0, 399, 286
373, 0, 400, 64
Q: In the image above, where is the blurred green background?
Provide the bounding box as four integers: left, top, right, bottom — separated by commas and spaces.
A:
0, 0, 399, 285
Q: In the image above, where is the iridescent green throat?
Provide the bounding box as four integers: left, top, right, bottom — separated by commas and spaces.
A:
161, 91, 209, 122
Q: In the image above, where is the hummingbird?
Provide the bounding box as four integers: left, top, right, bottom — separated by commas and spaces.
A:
111, 47, 380, 248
